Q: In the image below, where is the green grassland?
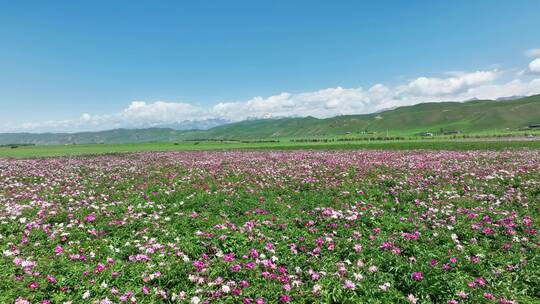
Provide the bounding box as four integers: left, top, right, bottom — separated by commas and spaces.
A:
1, 138, 539, 158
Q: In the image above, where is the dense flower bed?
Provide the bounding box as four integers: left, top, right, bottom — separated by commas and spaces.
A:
0, 150, 539, 303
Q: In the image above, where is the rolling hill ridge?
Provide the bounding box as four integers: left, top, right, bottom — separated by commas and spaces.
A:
2, 94, 540, 145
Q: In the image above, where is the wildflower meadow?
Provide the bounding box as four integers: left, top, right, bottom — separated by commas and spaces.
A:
1, 150, 538, 303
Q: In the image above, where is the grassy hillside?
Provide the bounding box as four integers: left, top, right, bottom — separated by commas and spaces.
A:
2, 95, 539, 145
0, 128, 205, 145
193, 94, 540, 139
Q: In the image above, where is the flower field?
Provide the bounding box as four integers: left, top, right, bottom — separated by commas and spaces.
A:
1, 150, 539, 304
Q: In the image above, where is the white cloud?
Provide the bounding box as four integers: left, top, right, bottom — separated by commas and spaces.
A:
525, 48, 540, 57
4, 66, 540, 133
397, 70, 497, 96
529, 58, 540, 74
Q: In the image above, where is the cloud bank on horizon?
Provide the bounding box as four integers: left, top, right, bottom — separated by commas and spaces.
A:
4, 55, 540, 133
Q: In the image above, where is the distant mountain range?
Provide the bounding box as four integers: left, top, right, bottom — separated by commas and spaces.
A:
130, 118, 230, 131
2, 95, 540, 145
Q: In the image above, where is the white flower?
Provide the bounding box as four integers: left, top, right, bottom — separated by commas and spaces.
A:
378, 282, 391, 291
82, 290, 91, 299
191, 296, 200, 304
222, 285, 231, 293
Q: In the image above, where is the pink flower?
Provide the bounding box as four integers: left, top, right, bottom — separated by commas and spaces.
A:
142, 285, 149, 295
27, 281, 38, 289
54, 245, 63, 255
46, 274, 56, 283
343, 279, 356, 290
457, 291, 468, 299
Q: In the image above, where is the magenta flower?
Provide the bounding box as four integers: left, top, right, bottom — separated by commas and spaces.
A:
223, 253, 234, 262
84, 212, 96, 222
193, 260, 204, 268
411, 272, 423, 281
482, 227, 494, 235
475, 277, 486, 286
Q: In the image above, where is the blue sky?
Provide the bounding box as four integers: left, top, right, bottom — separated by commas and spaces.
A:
1, 0, 540, 132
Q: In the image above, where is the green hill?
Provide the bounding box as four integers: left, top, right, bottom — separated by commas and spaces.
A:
190, 94, 540, 139
0, 128, 204, 145
2, 95, 539, 145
